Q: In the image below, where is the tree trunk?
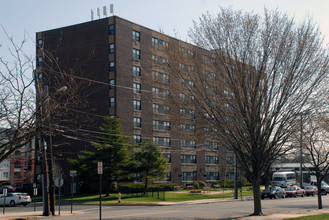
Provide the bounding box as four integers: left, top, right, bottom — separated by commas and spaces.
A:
105, 180, 111, 197
252, 176, 263, 215
317, 176, 323, 209
144, 170, 149, 195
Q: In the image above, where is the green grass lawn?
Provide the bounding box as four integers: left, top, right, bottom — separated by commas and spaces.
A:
58, 188, 253, 205
285, 213, 329, 220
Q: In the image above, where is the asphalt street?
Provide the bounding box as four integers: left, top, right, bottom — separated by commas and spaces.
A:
1, 196, 329, 219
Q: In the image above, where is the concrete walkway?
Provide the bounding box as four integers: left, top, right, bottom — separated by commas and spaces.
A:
1, 198, 328, 220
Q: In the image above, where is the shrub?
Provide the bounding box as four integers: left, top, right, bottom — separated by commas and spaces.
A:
197, 181, 206, 188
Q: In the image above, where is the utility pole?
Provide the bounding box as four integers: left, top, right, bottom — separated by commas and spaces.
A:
42, 137, 50, 216
300, 114, 303, 188
234, 153, 238, 199
48, 133, 55, 215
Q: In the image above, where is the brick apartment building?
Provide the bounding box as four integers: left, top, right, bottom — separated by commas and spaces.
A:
36, 16, 234, 188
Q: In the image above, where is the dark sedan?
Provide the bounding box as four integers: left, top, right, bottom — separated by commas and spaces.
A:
261, 186, 285, 199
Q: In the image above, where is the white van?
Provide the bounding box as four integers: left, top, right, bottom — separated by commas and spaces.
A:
272, 171, 296, 188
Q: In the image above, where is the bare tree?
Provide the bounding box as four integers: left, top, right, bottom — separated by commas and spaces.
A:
162, 8, 329, 215
300, 112, 329, 209
0, 30, 36, 161
0, 28, 81, 216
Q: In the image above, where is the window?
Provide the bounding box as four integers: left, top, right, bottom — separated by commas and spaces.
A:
14, 172, 20, 180
152, 54, 158, 63
226, 156, 234, 164
166, 172, 171, 181
133, 100, 141, 110
152, 71, 169, 83
132, 30, 140, 41
3, 172, 8, 179
152, 37, 159, 46
133, 83, 141, 93
14, 161, 20, 169
109, 44, 115, 54
181, 155, 196, 163
152, 87, 169, 99
179, 63, 193, 73
153, 104, 169, 114
37, 57, 43, 66
163, 154, 171, 163
134, 135, 141, 143
206, 172, 219, 180
109, 79, 115, 90
205, 142, 218, 150
182, 172, 194, 181
153, 137, 170, 147
134, 117, 141, 128
180, 140, 196, 148
109, 61, 115, 72
133, 66, 141, 77
205, 156, 219, 164
180, 108, 195, 119
133, 49, 141, 60
180, 124, 195, 132
153, 120, 170, 131
37, 39, 43, 47
109, 97, 115, 107
109, 24, 114, 35
152, 37, 168, 48
159, 56, 169, 66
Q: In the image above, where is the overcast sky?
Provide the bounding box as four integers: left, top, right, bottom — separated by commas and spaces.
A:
1, 0, 329, 60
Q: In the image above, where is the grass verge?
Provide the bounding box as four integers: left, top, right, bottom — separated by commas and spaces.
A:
58, 189, 253, 205
285, 213, 329, 220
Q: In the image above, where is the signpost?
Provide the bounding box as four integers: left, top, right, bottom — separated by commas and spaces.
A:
70, 170, 77, 214
55, 175, 64, 215
33, 183, 37, 212
3, 188, 7, 214
98, 162, 103, 220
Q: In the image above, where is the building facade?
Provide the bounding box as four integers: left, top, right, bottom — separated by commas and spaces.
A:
36, 16, 233, 187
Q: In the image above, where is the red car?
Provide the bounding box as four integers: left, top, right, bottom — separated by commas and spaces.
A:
285, 186, 305, 197
304, 186, 317, 196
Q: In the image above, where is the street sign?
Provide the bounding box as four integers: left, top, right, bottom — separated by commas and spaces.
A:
98, 162, 103, 175
33, 188, 38, 196
55, 177, 64, 187
70, 170, 77, 177
3, 188, 7, 197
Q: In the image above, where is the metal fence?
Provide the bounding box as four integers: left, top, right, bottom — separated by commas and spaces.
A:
120, 187, 166, 200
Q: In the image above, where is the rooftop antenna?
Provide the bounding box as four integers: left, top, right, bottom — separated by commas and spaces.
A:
97, 7, 100, 19
103, 6, 107, 17
91, 9, 94, 21
110, 4, 114, 15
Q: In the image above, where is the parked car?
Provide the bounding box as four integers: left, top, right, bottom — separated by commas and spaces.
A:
14, 183, 34, 195
304, 186, 317, 196
310, 181, 329, 195
0, 193, 31, 207
285, 186, 305, 197
0, 185, 16, 193
261, 186, 285, 199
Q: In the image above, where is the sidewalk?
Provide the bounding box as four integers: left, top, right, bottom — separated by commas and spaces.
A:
1, 199, 328, 220
0, 210, 86, 219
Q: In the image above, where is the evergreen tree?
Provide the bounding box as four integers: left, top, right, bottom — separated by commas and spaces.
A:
70, 116, 133, 195
133, 141, 168, 192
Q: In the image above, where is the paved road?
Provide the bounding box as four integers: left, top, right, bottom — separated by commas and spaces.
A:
1, 196, 329, 219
